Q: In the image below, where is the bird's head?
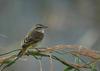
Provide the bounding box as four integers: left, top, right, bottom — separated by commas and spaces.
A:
34, 24, 48, 33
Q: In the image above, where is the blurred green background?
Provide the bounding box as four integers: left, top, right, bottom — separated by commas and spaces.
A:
0, 0, 100, 71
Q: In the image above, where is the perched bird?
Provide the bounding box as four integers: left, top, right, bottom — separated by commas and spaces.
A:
18, 24, 48, 57
1, 24, 48, 71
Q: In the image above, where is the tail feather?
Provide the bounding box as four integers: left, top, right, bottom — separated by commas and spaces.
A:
17, 47, 27, 57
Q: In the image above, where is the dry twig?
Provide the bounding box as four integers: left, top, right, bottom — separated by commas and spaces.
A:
0, 44, 100, 70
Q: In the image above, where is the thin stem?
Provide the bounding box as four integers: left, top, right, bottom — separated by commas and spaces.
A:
0, 49, 20, 56
49, 53, 54, 71
38, 59, 43, 71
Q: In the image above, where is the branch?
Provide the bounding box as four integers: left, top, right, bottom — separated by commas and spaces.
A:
0, 44, 100, 70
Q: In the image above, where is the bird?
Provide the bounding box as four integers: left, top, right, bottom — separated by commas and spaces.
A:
1, 24, 48, 71
18, 24, 48, 57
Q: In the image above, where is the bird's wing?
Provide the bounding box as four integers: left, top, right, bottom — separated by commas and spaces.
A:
22, 31, 44, 48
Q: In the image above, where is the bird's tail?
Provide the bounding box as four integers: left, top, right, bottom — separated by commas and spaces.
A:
17, 47, 27, 57
15, 48, 27, 63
